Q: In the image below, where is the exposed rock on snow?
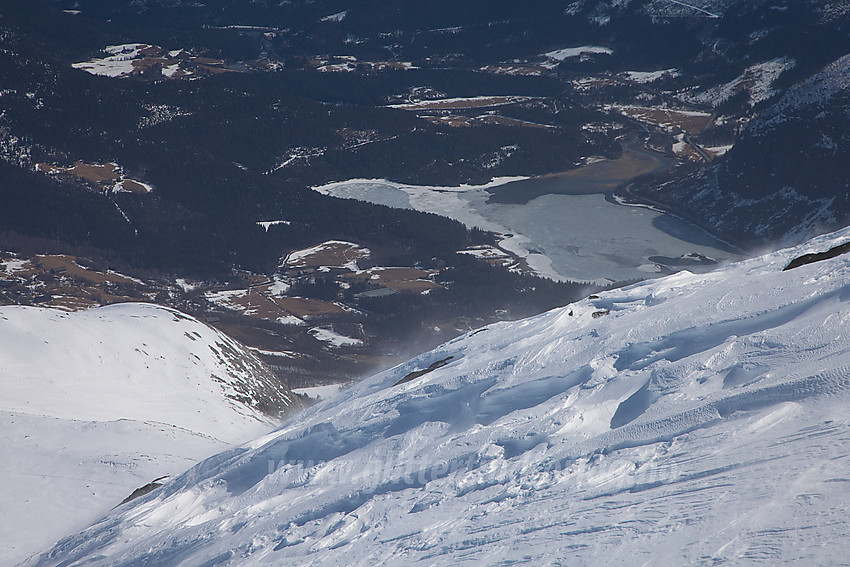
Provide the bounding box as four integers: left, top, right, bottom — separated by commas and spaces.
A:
783, 240, 850, 270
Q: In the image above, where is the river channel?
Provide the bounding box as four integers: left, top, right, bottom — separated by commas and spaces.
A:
487, 142, 671, 204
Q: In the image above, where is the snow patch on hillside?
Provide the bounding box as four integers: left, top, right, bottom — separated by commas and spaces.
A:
72, 44, 146, 77
750, 53, 850, 136
622, 68, 680, 83
682, 57, 796, 108
0, 411, 226, 565
542, 45, 612, 67
320, 10, 348, 22
309, 327, 363, 348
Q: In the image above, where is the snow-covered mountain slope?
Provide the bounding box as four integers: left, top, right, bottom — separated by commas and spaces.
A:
0, 411, 227, 565
0, 303, 297, 565
0, 302, 296, 441
25, 230, 850, 566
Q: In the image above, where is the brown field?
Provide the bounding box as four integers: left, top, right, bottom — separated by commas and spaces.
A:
131, 58, 167, 73
68, 162, 120, 183
35, 255, 138, 285
206, 289, 277, 320
610, 106, 712, 135
124, 49, 228, 78
274, 297, 347, 317
1, 253, 150, 312
341, 267, 442, 294
36, 161, 137, 187
238, 272, 274, 287
208, 287, 346, 321
139, 45, 164, 57
284, 241, 370, 269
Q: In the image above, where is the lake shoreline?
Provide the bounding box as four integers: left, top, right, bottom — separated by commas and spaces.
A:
611, 182, 750, 256
311, 150, 748, 284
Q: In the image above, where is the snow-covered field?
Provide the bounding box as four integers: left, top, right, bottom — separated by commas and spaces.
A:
313, 178, 741, 283
72, 44, 147, 78
25, 227, 850, 566
542, 46, 613, 68
308, 327, 363, 348
0, 303, 292, 564
622, 68, 681, 83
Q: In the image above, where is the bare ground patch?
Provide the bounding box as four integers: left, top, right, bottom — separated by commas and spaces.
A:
341, 267, 442, 294
67, 162, 121, 183
609, 105, 712, 135
34, 255, 138, 285
283, 241, 370, 269
420, 114, 552, 129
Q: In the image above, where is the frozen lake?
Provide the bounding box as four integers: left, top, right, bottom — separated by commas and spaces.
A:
313, 176, 744, 284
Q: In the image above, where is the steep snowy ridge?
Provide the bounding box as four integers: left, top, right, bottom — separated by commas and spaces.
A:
25, 230, 850, 565
0, 303, 296, 439
0, 303, 296, 565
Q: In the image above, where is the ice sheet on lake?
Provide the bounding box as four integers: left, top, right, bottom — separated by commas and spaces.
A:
313, 178, 743, 284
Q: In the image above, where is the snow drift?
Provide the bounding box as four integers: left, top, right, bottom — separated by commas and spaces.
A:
24, 230, 850, 565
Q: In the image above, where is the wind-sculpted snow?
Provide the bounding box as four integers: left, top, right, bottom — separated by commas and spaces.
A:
25, 229, 850, 566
